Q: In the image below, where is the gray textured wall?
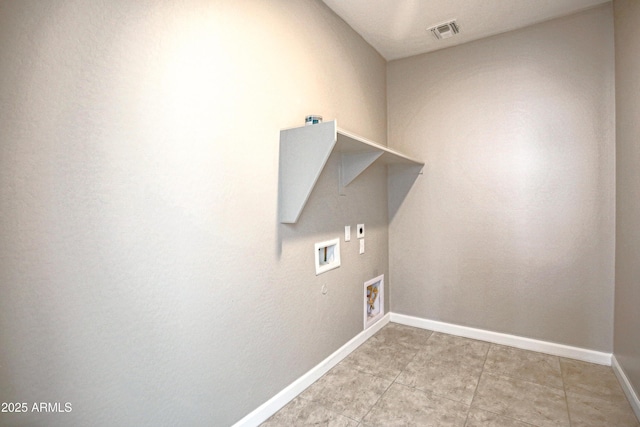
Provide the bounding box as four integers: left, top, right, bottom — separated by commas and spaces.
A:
614, 0, 640, 403
387, 5, 615, 351
0, 1, 388, 425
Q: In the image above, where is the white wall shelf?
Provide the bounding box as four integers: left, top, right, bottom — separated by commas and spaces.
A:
278, 120, 424, 224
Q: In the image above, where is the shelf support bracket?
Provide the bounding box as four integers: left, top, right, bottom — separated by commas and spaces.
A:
340, 151, 383, 194
278, 122, 337, 223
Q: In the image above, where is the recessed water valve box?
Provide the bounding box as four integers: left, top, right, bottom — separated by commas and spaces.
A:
315, 238, 341, 275
357, 224, 365, 238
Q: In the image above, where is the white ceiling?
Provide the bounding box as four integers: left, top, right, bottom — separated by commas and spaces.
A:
321, 0, 610, 60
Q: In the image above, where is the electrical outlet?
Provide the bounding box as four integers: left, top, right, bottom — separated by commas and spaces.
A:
345, 225, 351, 242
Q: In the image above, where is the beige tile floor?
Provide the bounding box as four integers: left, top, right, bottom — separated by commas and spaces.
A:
261, 323, 640, 427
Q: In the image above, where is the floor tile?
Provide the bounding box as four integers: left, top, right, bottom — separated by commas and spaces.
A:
464, 407, 533, 427
420, 332, 490, 369
560, 358, 626, 402
566, 391, 640, 427
264, 325, 640, 427
299, 364, 392, 421
260, 397, 358, 427
361, 382, 468, 427
368, 323, 433, 352
472, 372, 570, 427
484, 345, 562, 389
339, 338, 417, 381
397, 354, 483, 404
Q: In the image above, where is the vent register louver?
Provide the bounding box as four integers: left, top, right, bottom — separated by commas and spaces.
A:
429, 20, 460, 40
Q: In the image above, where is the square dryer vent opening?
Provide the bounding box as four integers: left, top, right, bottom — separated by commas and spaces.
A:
364, 275, 384, 329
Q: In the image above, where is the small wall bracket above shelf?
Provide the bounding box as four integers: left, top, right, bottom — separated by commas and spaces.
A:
278, 120, 424, 224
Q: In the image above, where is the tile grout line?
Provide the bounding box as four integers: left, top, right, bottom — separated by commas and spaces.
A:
462, 341, 491, 427
359, 367, 402, 424
560, 358, 573, 427
467, 344, 566, 427
399, 331, 494, 410
395, 330, 491, 424
364, 329, 434, 422
359, 328, 443, 424
480, 355, 567, 393
350, 326, 433, 425
292, 359, 382, 425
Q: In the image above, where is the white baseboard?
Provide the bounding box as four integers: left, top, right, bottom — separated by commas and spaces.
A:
390, 313, 612, 366
232, 313, 390, 427
612, 355, 640, 422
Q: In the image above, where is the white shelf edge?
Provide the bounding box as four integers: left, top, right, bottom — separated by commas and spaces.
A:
278, 120, 424, 224
336, 127, 424, 166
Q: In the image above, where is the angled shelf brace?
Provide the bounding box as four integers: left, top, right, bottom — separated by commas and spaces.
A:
278, 120, 424, 224
340, 151, 383, 189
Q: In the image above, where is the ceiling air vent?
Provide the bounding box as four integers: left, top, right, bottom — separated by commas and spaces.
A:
429, 20, 460, 40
